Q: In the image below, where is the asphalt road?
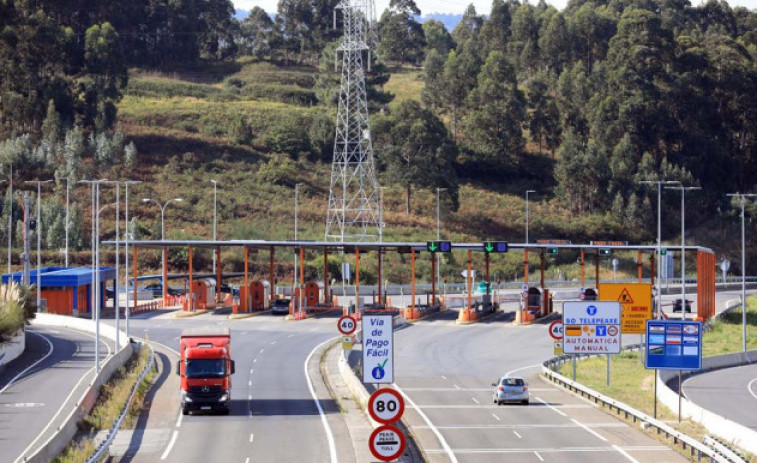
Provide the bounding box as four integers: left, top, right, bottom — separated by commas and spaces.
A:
683, 362, 757, 432
111, 310, 342, 463
0, 325, 111, 463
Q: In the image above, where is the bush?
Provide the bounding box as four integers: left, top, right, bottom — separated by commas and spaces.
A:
265, 118, 310, 157
0, 284, 36, 343
256, 155, 300, 187
228, 115, 253, 145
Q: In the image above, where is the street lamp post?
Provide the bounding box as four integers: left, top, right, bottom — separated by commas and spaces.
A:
727, 193, 757, 353
123, 181, 141, 339
436, 188, 447, 298
25, 180, 53, 313
666, 186, 701, 321
6, 163, 12, 277
639, 180, 680, 319
211, 180, 218, 271
65, 177, 69, 267
102, 182, 122, 349
525, 190, 536, 244
143, 197, 183, 304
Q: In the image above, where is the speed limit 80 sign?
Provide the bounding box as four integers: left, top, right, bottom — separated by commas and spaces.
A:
337, 315, 357, 335
368, 388, 405, 424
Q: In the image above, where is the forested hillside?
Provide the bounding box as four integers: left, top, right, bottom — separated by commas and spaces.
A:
0, 0, 756, 279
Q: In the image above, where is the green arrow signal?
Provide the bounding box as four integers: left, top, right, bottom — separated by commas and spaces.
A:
429, 242, 438, 252
485, 243, 494, 252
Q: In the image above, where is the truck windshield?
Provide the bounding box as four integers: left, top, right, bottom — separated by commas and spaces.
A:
185, 359, 226, 378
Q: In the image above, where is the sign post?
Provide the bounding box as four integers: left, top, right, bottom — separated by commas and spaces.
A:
362, 314, 394, 384
563, 301, 622, 384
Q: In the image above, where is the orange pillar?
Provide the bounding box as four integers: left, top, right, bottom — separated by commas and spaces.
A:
324, 248, 329, 305
595, 254, 600, 287
638, 251, 643, 283
431, 252, 436, 305
580, 249, 585, 287
162, 247, 168, 304
299, 246, 305, 308
540, 251, 545, 289
355, 248, 360, 311
524, 249, 529, 285
411, 248, 416, 315
269, 248, 275, 302
189, 246, 194, 311
133, 246, 138, 311
467, 250, 472, 316
216, 247, 222, 302
244, 247, 249, 313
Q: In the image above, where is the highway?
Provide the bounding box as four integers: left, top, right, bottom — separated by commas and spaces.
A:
0, 326, 111, 463
683, 362, 757, 432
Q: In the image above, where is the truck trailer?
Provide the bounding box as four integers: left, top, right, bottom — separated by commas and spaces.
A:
177, 328, 235, 415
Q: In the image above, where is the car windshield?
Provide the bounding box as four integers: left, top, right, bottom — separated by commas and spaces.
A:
502, 378, 524, 386
186, 359, 226, 378
275, 299, 289, 305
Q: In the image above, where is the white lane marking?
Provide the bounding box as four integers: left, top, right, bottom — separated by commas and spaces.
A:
505, 364, 541, 377
254, 359, 258, 364
270, 341, 277, 345
513, 431, 522, 439
0, 331, 54, 394
250, 433, 254, 443
471, 397, 480, 404
536, 397, 567, 416
248, 381, 252, 387
407, 404, 589, 410
161, 430, 178, 460
175, 412, 183, 428
534, 451, 544, 461
454, 384, 460, 390
613, 444, 640, 463
412, 423, 628, 430
248, 394, 252, 400
245, 458, 250, 463
395, 384, 458, 463
401, 387, 553, 392
491, 414, 501, 421
571, 418, 608, 442
260, 349, 265, 354
748, 377, 757, 400
287, 334, 295, 338
441, 375, 447, 380
305, 337, 339, 463
424, 446, 669, 454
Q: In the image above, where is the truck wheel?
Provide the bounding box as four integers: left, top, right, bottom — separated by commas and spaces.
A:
220, 407, 230, 415
182, 407, 189, 416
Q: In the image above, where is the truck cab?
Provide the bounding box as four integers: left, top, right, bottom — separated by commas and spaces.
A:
177, 328, 235, 415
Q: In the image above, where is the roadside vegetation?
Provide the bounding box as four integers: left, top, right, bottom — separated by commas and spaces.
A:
0, 284, 36, 343
556, 297, 757, 461
54, 345, 156, 463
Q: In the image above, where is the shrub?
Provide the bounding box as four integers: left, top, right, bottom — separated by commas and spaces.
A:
0, 284, 36, 343
265, 118, 310, 157
228, 115, 253, 145
256, 155, 300, 187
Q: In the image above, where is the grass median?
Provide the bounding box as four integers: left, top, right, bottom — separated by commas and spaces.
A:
557, 298, 757, 461
54, 344, 156, 463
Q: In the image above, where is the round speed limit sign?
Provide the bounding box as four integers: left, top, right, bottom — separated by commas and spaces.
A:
548, 320, 564, 340
368, 388, 405, 424
337, 315, 357, 335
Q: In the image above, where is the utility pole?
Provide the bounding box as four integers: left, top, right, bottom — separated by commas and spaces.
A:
26, 180, 53, 312
727, 193, 757, 353
123, 181, 141, 339
22, 192, 30, 285
666, 186, 701, 320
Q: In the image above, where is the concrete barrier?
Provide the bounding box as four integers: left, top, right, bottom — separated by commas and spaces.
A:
16, 314, 131, 463
658, 350, 757, 457
0, 330, 25, 373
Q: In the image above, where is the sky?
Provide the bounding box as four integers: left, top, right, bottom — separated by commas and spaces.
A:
233, 0, 757, 16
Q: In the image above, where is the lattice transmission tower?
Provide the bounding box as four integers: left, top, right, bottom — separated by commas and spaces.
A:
325, 0, 380, 242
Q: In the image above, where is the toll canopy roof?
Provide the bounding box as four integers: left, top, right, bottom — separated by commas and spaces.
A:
2, 267, 116, 287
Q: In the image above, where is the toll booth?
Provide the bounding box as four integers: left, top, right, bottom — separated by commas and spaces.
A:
304, 281, 324, 307
190, 278, 217, 310
581, 288, 597, 301
525, 287, 542, 315
240, 280, 270, 312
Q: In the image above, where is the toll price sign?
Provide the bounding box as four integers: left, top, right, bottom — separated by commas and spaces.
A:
337, 315, 357, 335
369, 425, 406, 462
362, 315, 394, 384
563, 301, 622, 354
368, 388, 405, 424
645, 320, 702, 371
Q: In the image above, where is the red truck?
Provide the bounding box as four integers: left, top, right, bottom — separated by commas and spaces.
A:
177, 328, 235, 415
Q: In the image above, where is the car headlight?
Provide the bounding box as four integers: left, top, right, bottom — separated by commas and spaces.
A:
181, 391, 193, 402
220, 393, 229, 402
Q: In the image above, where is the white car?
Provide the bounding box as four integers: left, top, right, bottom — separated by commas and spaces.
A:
492, 376, 529, 405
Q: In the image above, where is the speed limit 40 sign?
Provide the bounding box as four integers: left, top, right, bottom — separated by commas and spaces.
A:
548, 320, 564, 340
337, 315, 357, 335
368, 388, 405, 424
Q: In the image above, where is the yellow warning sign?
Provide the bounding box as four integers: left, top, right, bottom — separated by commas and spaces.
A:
598, 283, 652, 334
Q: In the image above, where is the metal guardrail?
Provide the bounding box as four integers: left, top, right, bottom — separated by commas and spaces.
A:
703, 436, 748, 463
542, 356, 731, 463
86, 342, 156, 463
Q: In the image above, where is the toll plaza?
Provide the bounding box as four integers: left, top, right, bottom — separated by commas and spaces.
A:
105, 239, 716, 325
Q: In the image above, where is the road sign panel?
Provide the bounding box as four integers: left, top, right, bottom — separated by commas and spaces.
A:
548, 321, 564, 340
598, 283, 652, 334
342, 336, 354, 350
338, 315, 357, 335
362, 315, 394, 384
483, 241, 508, 253
368, 388, 405, 424
369, 425, 406, 462
645, 320, 702, 370
426, 241, 451, 252
554, 341, 563, 355
563, 301, 622, 354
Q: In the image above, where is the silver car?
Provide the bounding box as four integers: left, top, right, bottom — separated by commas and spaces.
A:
492, 376, 529, 405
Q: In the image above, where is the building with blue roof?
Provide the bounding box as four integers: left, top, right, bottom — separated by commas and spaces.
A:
2, 267, 116, 317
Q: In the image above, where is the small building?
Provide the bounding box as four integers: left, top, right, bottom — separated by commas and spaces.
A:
2, 267, 116, 317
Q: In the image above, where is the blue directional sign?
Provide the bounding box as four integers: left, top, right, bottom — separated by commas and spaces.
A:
645, 320, 702, 371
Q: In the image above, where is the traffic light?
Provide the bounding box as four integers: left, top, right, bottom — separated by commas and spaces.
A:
546, 248, 558, 255
483, 241, 508, 253
660, 249, 667, 255
426, 241, 452, 252
599, 249, 611, 256
29, 219, 36, 230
